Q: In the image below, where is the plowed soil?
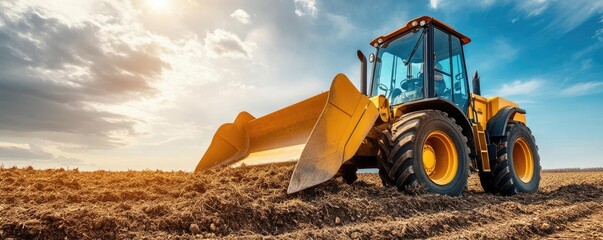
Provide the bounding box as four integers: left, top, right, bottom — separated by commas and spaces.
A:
1, 166, 602, 239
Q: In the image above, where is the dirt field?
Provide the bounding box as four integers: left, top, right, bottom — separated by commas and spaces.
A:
1, 166, 602, 239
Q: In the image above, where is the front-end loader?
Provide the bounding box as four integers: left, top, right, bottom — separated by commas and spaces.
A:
195, 16, 541, 196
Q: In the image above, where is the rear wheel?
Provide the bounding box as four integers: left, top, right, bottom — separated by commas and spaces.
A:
377, 110, 470, 196
479, 122, 540, 195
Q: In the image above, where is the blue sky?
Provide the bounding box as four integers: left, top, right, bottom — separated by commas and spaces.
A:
0, 0, 602, 170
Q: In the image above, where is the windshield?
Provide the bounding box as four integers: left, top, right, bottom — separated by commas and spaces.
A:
371, 28, 425, 105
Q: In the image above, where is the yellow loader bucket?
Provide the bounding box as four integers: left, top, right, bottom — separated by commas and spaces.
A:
195, 74, 379, 193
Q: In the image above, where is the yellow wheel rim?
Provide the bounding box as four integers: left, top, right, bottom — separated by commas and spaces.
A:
422, 131, 458, 185
513, 137, 534, 183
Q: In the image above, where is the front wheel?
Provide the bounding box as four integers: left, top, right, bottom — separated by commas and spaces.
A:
479, 122, 541, 195
377, 110, 470, 196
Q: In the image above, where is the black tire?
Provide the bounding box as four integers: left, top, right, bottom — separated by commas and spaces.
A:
376, 127, 397, 188
378, 168, 394, 187
478, 172, 497, 193
376, 110, 470, 196
479, 122, 541, 195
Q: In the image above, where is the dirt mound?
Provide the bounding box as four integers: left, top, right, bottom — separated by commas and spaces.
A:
1, 165, 602, 239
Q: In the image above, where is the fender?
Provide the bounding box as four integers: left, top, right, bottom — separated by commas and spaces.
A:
486, 107, 526, 137
395, 98, 476, 167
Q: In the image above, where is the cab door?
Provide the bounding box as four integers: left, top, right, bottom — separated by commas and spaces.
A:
432, 27, 470, 113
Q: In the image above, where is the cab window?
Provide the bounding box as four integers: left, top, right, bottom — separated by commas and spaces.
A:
372, 28, 425, 105
433, 27, 469, 111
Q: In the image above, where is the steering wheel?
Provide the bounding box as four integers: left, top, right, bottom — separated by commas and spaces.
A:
400, 78, 422, 90
378, 84, 389, 96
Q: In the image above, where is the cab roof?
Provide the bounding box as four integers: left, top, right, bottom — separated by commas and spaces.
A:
370, 16, 471, 47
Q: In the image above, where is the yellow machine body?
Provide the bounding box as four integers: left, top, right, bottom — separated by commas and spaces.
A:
195, 74, 379, 193
466, 94, 526, 172
195, 75, 525, 192
195, 16, 532, 194
468, 94, 526, 130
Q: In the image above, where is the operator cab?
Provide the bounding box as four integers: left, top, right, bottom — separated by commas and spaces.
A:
369, 16, 471, 113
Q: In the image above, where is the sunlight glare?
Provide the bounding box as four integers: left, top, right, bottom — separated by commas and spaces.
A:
147, 0, 170, 12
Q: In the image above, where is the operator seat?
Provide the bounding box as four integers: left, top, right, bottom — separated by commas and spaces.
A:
391, 88, 402, 101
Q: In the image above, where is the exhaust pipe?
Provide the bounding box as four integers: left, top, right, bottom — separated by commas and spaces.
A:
357, 50, 368, 95
472, 71, 481, 95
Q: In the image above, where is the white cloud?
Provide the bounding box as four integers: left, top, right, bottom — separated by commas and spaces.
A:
544, 1, 603, 35
561, 81, 603, 96
595, 27, 603, 42
430, 0, 599, 32
429, 0, 441, 9
230, 9, 251, 24
572, 43, 603, 60
516, 0, 549, 17
294, 9, 303, 16
326, 14, 355, 39
509, 1, 603, 37
0, 142, 53, 160
473, 38, 518, 71
581, 58, 593, 70
494, 38, 518, 61
428, 0, 495, 11
570, 16, 603, 60
495, 79, 544, 96
294, 0, 317, 17
0, 1, 175, 150
1, 1, 97, 27
203, 29, 255, 59
0, 142, 85, 169
478, 0, 496, 8
0, 1, 233, 170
